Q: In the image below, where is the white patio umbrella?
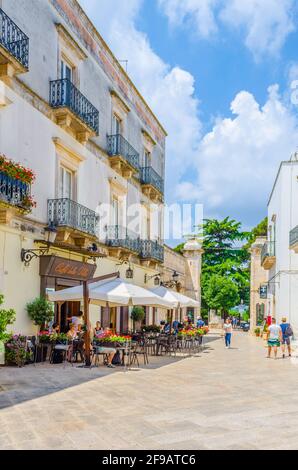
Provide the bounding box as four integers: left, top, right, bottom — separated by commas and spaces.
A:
150, 285, 200, 308
48, 277, 173, 309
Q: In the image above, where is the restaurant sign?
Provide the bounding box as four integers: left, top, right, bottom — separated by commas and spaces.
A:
40, 256, 96, 281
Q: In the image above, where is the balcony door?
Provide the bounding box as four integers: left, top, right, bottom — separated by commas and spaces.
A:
143, 149, 151, 168
61, 58, 73, 82
59, 166, 73, 200
112, 114, 122, 135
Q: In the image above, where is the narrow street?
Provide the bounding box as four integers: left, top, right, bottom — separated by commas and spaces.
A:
1, 331, 298, 450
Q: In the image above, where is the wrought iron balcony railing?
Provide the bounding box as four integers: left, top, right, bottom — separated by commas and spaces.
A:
0, 8, 29, 69
105, 225, 140, 253
48, 198, 98, 237
261, 241, 275, 265
0, 171, 30, 209
140, 166, 164, 194
107, 134, 140, 172
140, 239, 164, 263
290, 226, 298, 247
50, 79, 99, 134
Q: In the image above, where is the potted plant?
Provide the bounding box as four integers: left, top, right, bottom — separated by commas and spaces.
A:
5, 335, 31, 367
130, 306, 145, 332
142, 324, 160, 333
26, 297, 54, 332
0, 294, 16, 365
254, 327, 261, 337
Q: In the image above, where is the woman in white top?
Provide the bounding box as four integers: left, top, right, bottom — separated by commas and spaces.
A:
267, 318, 282, 359
223, 318, 233, 348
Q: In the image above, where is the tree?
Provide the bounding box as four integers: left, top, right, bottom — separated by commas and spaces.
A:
203, 275, 240, 318
244, 217, 267, 250
201, 217, 250, 312
130, 306, 145, 332
0, 294, 16, 342
26, 297, 54, 329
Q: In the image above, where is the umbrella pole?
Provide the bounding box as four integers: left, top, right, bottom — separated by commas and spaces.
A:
83, 281, 91, 367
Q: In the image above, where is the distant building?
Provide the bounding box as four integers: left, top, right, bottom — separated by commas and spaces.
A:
260, 158, 298, 332
249, 236, 268, 331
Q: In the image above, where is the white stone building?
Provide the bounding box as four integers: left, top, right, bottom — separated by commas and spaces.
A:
0, 0, 176, 334
261, 158, 298, 332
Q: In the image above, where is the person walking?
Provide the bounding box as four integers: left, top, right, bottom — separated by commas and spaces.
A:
279, 317, 293, 358
223, 317, 233, 349
267, 318, 282, 359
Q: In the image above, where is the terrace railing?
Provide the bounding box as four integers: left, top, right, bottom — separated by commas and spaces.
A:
50, 79, 99, 134
140, 239, 164, 263
261, 241, 275, 265
48, 198, 98, 237
105, 225, 140, 253
290, 226, 298, 247
140, 166, 164, 195
107, 134, 140, 172
0, 8, 29, 69
0, 171, 30, 208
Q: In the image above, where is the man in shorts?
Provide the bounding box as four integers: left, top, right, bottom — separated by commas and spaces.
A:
267, 318, 282, 359
280, 317, 293, 359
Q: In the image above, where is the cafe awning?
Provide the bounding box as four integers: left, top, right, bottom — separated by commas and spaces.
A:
48, 277, 174, 309
150, 286, 200, 308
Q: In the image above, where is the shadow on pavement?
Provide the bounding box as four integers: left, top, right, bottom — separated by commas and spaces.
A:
0, 336, 221, 410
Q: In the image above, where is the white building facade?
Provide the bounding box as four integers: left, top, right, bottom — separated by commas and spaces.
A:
261, 159, 298, 333
0, 0, 170, 334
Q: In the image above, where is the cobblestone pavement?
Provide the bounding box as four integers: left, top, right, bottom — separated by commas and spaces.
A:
1, 331, 298, 450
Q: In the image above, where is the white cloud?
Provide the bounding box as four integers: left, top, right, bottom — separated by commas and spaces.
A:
189, 85, 298, 224
78, 0, 201, 194
158, 0, 219, 38
78, 1, 298, 230
159, 0, 296, 58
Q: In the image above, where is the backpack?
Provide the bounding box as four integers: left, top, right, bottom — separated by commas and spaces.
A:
285, 325, 293, 337
51, 350, 64, 364
112, 350, 121, 365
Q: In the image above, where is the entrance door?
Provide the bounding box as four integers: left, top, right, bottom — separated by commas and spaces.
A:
59, 301, 80, 333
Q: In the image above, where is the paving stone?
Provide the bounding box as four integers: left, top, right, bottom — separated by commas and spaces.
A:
1, 332, 298, 449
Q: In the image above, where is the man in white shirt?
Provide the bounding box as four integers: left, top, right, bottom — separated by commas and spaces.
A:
223, 318, 233, 348
267, 318, 282, 359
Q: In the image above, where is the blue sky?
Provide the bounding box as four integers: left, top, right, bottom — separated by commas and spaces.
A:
79, 0, 298, 231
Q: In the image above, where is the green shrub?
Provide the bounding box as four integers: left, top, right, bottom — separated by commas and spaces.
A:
0, 294, 16, 343
26, 297, 54, 328
130, 307, 145, 323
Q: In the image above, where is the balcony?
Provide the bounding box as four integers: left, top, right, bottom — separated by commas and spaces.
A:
0, 8, 29, 79
50, 79, 99, 144
290, 226, 298, 252
105, 225, 140, 259
140, 239, 164, 266
0, 172, 31, 223
261, 241, 276, 270
48, 198, 98, 248
140, 166, 164, 202
107, 134, 140, 178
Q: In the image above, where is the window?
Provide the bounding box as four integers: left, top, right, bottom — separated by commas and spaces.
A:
144, 149, 151, 168
112, 197, 119, 226
61, 58, 73, 81
59, 166, 73, 199
112, 114, 122, 135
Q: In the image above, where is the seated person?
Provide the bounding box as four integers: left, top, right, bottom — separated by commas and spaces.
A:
67, 323, 78, 341
50, 322, 60, 334
94, 321, 103, 337
94, 327, 116, 368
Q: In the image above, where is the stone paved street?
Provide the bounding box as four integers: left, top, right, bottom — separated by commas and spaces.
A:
1, 331, 298, 450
